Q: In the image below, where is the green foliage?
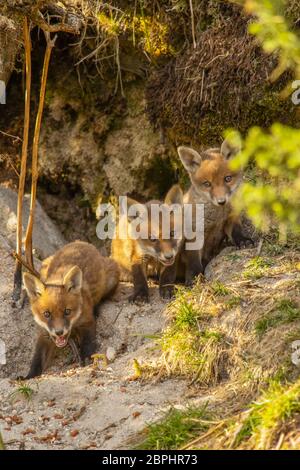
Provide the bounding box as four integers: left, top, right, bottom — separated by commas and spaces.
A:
255, 299, 300, 337
231, 125, 300, 233
233, 378, 300, 449
211, 281, 230, 296
242, 256, 272, 279
225, 253, 242, 262
225, 296, 242, 309
228, 1, 300, 236
158, 287, 227, 384
160, 327, 213, 383
173, 297, 199, 328
137, 405, 210, 450
9, 384, 34, 402
96, 3, 175, 59
245, 0, 300, 79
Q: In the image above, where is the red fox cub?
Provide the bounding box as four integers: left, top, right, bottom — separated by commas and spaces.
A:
177, 138, 253, 284
23, 241, 119, 379
111, 185, 184, 302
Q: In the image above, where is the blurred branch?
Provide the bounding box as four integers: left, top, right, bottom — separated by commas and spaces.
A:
4, 1, 82, 35
13, 16, 31, 303
31, 5, 82, 34
24, 30, 57, 271
189, 0, 196, 49
12, 251, 40, 279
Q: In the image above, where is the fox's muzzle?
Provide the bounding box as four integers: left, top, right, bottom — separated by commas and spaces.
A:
50, 327, 71, 348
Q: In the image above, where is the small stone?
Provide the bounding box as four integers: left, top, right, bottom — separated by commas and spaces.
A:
106, 347, 117, 362
6, 212, 17, 232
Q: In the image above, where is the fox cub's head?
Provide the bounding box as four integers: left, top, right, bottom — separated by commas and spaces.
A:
23, 267, 83, 348
178, 138, 242, 206
124, 185, 184, 266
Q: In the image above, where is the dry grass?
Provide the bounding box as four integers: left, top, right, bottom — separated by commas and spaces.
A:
139, 245, 300, 449
201, 378, 300, 450
140, 282, 234, 386
146, 1, 282, 141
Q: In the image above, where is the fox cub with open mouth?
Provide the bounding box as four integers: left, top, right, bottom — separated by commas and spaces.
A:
23, 241, 119, 379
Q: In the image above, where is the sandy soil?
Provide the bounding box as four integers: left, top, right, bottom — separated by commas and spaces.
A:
0, 241, 192, 450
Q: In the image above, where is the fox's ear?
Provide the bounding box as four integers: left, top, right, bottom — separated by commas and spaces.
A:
177, 146, 202, 174
23, 273, 45, 300
164, 184, 183, 206
121, 197, 147, 223
63, 266, 82, 293
221, 136, 241, 160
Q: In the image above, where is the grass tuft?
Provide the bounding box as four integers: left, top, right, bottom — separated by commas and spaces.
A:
233, 379, 300, 449
243, 256, 273, 280
225, 295, 241, 308
255, 299, 300, 337
156, 285, 228, 385
211, 281, 230, 296
137, 405, 210, 450
9, 384, 34, 402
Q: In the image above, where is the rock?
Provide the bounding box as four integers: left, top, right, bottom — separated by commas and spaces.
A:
0, 188, 65, 378
0, 187, 65, 259
106, 346, 117, 363
0, 14, 22, 87
38, 81, 169, 209
0, 242, 38, 380
204, 246, 255, 283
0, 227, 188, 450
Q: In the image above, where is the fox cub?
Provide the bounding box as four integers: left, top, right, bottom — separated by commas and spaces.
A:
111, 185, 184, 302
178, 137, 252, 284
23, 241, 119, 379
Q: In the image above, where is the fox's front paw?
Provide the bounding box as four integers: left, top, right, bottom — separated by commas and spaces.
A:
185, 278, 194, 288
232, 226, 254, 249
159, 284, 175, 300
15, 373, 35, 381
128, 290, 149, 304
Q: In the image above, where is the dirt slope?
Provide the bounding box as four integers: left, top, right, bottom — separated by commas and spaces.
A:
0, 238, 189, 450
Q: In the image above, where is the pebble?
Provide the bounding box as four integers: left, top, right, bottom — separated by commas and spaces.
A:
106, 347, 117, 362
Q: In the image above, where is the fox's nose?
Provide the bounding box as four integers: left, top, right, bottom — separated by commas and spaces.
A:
217, 198, 226, 206
55, 329, 64, 337
164, 253, 174, 260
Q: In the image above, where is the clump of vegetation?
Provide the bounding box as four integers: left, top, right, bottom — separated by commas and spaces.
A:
9, 383, 34, 402
255, 299, 300, 337
232, 379, 300, 449
230, 1, 300, 239
242, 256, 272, 279
153, 285, 229, 385
146, 1, 296, 144
231, 125, 300, 236
211, 281, 230, 296
137, 405, 211, 450
160, 326, 226, 385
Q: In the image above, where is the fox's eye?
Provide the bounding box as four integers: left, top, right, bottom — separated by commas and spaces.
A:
64, 308, 71, 316
203, 181, 211, 188
44, 311, 51, 319
225, 175, 233, 183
